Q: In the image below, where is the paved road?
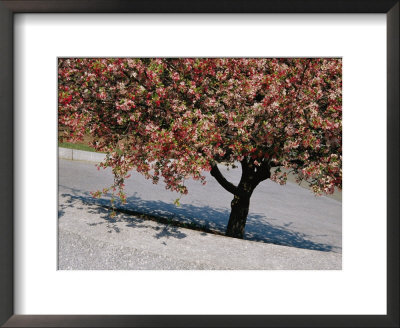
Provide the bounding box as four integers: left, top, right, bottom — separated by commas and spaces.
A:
59, 193, 341, 269
59, 159, 342, 254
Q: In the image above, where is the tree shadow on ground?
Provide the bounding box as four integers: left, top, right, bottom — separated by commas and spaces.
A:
59, 189, 188, 240
59, 186, 336, 252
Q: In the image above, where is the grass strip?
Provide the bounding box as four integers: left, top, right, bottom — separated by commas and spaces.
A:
58, 142, 107, 153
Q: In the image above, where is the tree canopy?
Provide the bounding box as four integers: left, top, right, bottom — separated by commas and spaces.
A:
59, 58, 342, 209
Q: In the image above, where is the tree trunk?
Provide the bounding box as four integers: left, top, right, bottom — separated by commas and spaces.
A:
210, 159, 271, 239
226, 193, 251, 238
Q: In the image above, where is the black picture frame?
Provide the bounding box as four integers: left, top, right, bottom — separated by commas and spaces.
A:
0, 1, 398, 327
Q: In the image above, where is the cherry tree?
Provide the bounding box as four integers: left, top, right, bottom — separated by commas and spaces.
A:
58, 58, 342, 238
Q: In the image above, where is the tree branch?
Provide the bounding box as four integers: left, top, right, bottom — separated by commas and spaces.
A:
270, 159, 305, 168
270, 161, 281, 167
210, 162, 238, 195
255, 161, 271, 182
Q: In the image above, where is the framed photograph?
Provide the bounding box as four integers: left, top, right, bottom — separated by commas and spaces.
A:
1, 1, 398, 327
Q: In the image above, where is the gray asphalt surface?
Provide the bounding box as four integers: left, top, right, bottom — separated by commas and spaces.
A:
59, 193, 341, 269
59, 159, 342, 253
